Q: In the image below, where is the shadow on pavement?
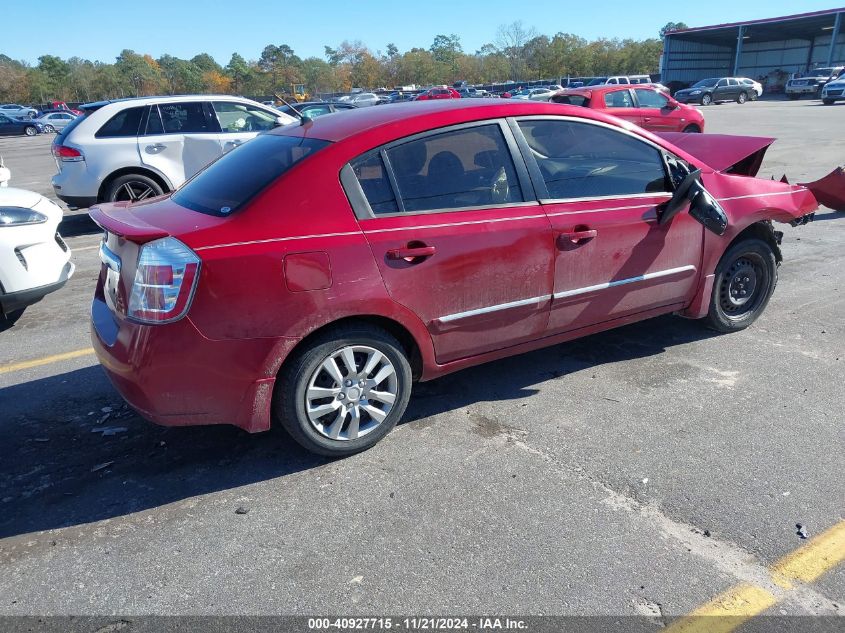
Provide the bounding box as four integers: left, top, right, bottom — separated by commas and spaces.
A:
59, 213, 100, 237
0, 314, 717, 539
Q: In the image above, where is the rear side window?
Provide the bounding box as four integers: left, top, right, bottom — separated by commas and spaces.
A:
350, 123, 523, 215
95, 106, 145, 138
517, 119, 668, 199
158, 102, 215, 134
172, 134, 330, 216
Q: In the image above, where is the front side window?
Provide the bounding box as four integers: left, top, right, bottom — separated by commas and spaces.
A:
352, 123, 523, 215
635, 89, 669, 109
158, 102, 214, 134
603, 90, 633, 108
716, 79, 728, 87
96, 106, 145, 138
517, 119, 668, 199
172, 134, 329, 216
301, 105, 332, 118
213, 101, 277, 133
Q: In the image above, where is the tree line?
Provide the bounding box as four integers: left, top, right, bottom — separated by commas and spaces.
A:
0, 21, 666, 104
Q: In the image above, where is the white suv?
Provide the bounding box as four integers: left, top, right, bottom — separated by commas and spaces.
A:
51, 95, 295, 208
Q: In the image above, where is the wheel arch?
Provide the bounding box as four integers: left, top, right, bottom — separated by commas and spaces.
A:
97, 167, 172, 203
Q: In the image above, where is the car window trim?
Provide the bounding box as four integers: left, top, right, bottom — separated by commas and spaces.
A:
342, 118, 537, 220
508, 115, 674, 204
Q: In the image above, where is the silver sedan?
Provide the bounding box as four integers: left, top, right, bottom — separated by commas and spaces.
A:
34, 111, 77, 133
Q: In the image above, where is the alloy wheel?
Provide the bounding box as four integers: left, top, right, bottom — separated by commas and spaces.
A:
304, 345, 398, 441
113, 181, 157, 202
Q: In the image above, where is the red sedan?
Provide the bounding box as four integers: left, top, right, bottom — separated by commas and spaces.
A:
91, 99, 817, 456
552, 85, 705, 133
415, 87, 461, 100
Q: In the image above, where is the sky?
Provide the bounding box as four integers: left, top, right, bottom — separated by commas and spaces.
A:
1, 0, 839, 66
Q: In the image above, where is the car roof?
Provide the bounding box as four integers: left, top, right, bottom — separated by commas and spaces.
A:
79, 94, 262, 111
272, 98, 653, 144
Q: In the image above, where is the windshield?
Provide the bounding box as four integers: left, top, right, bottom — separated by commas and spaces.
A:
691, 78, 719, 88
172, 134, 330, 216
802, 68, 834, 77
586, 77, 608, 86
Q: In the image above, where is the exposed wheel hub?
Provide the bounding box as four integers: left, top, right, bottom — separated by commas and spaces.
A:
720, 257, 761, 313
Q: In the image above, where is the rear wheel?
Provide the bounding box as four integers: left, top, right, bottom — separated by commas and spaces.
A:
24, 126, 37, 136
105, 173, 164, 203
700, 94, 712, 106
703, 239, 778, 333
682, 124, 701, 133
274, 324, 413, 457
737, 91, 748, 104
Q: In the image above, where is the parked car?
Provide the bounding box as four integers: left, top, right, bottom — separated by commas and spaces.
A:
342, 93, 379, 107
415, 87, 461, 100
0, 114, 43, 136
737, 78, 764, 98
586, 75, 652, 86
511, 87, 556, 101
50, 95, 295, 209
785, 67, 844, 99
45, 101, 83, 116
0, 183, 74, 324
821, 75, 845, 104
34, 111, 77, 133
277, 101, 356, 119
674, 78, 753, 105
551, 85, 705, 133
89, 99, 818, 457
0, 104, 37, 119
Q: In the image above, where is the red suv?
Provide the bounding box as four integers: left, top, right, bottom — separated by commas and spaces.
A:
415, 87, 461, 100
91, 100, 816, 456
552, 85, 705, 133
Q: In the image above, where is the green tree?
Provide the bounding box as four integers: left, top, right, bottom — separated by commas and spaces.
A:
659, 22, 688, 37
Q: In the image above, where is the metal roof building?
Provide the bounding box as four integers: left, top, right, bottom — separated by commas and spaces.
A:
661, 8, 845, 89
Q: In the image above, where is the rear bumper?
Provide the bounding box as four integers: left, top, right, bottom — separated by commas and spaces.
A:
91, 296, 298, 433
54, 193, 97, 210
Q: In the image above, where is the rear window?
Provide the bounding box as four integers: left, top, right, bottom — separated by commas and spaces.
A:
171, 134, 330, 216
55, 111, 89, 144
96, 106, 145, 138
552, 94, 590, 107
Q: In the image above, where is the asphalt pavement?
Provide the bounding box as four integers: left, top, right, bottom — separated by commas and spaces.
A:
0, 99, 842, 622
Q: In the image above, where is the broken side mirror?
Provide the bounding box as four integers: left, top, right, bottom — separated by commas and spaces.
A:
658, 168, 728, 235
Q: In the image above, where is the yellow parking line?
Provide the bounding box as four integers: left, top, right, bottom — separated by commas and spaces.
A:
666, 584, 777, 633
0, 347, 95, 374
771, 520, 845, 588
668, 520, 845, 633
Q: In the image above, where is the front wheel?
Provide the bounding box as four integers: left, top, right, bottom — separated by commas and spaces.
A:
822, 98, 835, 105
43, 124, 56, 133
274, 324, 413, 457
737, 91, 747, 104
24, 126, 37, 136
682, 124, 701, 133
703, 239, 778, 333
700, 94, 712, 106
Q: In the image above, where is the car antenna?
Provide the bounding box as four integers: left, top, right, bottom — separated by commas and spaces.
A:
274, 92, 312, 126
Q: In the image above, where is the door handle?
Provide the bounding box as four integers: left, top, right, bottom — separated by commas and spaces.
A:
558, 229, 597, 246
145, 143, 166, 152
386, 245, 436, 261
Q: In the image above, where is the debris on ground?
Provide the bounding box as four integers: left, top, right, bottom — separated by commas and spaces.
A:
235, 506, 249, 515
796, 524, 809, 539
91, 426, 128, 436
91, 461, 114, 473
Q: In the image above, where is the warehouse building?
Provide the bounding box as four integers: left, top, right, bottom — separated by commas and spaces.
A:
661, 7, 845, 91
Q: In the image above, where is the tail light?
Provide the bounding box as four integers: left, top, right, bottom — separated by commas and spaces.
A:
127, 237, 200, 324
52, 144, 84, 162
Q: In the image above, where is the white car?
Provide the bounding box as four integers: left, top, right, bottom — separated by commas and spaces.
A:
511, 87, 556, 101
0, 182, 73, 322
821, 76, 845, 104
737, 77, 764, 98
0, 104, 37, 119
34, 111, 77, 133
50, 95, 296, 209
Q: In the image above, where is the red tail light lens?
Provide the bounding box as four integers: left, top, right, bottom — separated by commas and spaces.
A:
52, 144, 84, 162
128, 237, 200, 324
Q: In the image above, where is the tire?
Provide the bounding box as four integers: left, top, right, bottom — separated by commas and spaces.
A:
737, 91, 747, 104
703, 238, 778, 333
43, 124, 55, 133
273, 324, 413, 457
700, 94, 712, 106
682, 124, 701, 133
822, 98, 835, 105
24, 126, 37, 136
105, 173, 164, 203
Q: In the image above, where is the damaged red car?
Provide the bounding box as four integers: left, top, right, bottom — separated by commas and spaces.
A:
90, 100, 819, 457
